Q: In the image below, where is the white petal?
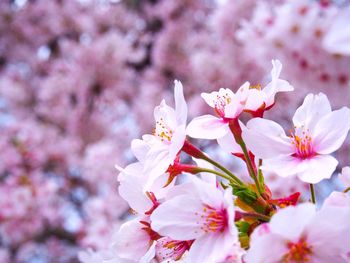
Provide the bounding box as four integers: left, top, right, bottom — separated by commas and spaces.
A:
217, 129, 242, 154
244, 89, 266, 112
187, 233, 238, 263
186, 115, 229, 139
245, 233, 288, 263
113, 219, 151, 261
292, 93, 331, 132
169, 124, 186, 161
308, 205, 350, 257
313, 107, 350, 154
154, 100, 177, 130
262, 155, 306, 178
174, 80, 188, 125
140, 242, 156, 263
224, 94, 244, 119
270, 203, 316, 241
150, 195, 205, 240
242, 118, 292, 159
131, 139, 150, 163
118, 163, 152, 214
297, 155, 338, 184
323, 7, 350, 55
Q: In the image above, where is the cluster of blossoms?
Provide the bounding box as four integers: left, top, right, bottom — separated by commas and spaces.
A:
2, 0, 350, 261
83, 60, 350, 262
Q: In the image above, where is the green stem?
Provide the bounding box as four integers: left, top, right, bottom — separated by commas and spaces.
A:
195, 167, 239, 186
309, 184, 316, 204
238, 211, 270, 222
238, 140, 263, 196
344, 187, 350, 193
199, 155, 244, 186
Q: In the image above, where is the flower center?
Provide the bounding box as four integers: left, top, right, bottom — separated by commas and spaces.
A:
156, 237, 193, 261
290, 127, 315, 159
283, 239, 312, 262
214, 93, 231, 118
154, 117, 173, 143
249, 83, 262, 90
197, 204, 228, 233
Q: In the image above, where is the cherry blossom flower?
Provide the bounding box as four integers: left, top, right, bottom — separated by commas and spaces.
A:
240, 59, 293, 114
150, 177, 240, 263
186, 83, 249, 140
142, 80, 188, 183
243, 93, 350, 183
246, 203, 350, 263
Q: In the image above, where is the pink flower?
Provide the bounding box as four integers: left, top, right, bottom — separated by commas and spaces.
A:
246, 203, 350, 263
150, 177, 240, 263
186, 83, 249, 140
243, 93, 350, 183
142, 80, 188, 183
240, 59, 294, 114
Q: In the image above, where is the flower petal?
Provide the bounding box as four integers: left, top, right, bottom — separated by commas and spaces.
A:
296, 155, 338, 184
323, 7, 350, 55
242, 118, 292, 159
118, 162, 152, 214
262, 155, 306, 178
150, 195, 205, 240
174, 80, 188, 125
113, 218, 151, 261
246, 233, 288, 263
169, 124, 186, 161
186, 115, 229, 139
187, 233, 238, 263
313, 107, 350, 154
292, 93, 331, 132
269, 203, 316, 241
217, 129, 242, 154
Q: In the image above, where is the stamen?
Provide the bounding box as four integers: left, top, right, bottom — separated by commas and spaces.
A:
283, 239, 312, 262
290, 126, 314, 159
153, 117, 174, 143
196, 204, 228, 233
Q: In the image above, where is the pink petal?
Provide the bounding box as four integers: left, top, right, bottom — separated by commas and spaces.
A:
187, 233, 238, 263
113, 219, 151, 261
297, 155, 338, 184
243, 118, 292, 159
245, 233, 288, 263
292, 93, 331, 133
313, 107, 350, 155
150, 195, 205, 240
186, 115, 229, 139
262, 155, 306, 178
217, 130, 242, 154
269, 203, 315, 241
169, 124, 186, 161
174, 80, 188, 125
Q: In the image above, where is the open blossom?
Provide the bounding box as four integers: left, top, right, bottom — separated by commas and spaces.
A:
186, 83, 249, 140
141, 80, 188, 183
240, 59, 294, 114
186, 59, 292, 142
150, 176, 240, 263
243, 93, 350, 183
323, 7, 350, 56
246, 203, 350, 263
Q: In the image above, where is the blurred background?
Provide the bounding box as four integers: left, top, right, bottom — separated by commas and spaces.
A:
1, 0, 350, 262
